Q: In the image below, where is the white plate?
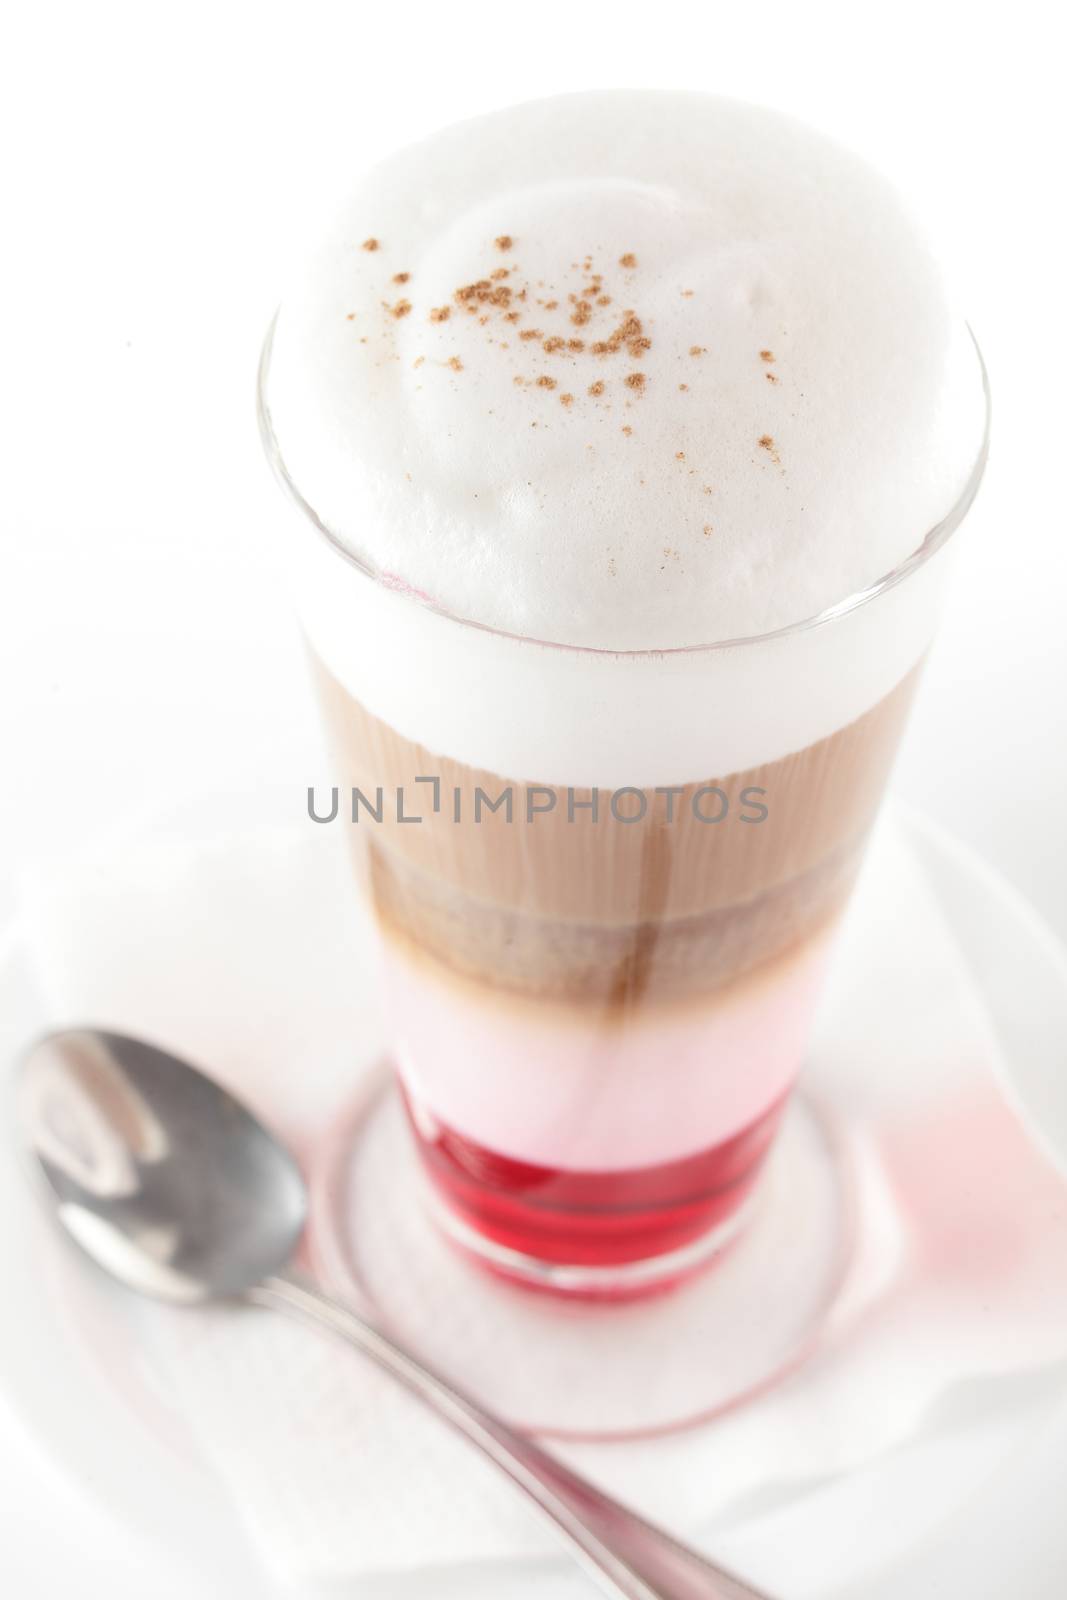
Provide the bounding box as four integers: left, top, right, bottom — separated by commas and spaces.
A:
1, 805, 1066, 1598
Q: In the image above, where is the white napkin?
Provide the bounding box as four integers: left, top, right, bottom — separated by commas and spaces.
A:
18, 813, 1067, 1593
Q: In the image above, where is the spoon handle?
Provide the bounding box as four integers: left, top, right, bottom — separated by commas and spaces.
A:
252, 1271, 770, 1600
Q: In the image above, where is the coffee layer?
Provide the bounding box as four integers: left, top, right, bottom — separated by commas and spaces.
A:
313, 652, 917, 1004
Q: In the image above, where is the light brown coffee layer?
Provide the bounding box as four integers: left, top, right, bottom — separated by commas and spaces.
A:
310, 653, 919, 1006
312, 654, 917, 923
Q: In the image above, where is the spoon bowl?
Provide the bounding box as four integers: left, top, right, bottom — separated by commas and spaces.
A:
19, 1029, 306, 1302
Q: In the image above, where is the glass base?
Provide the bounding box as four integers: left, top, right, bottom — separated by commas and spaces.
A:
306, 1069, 857, 1439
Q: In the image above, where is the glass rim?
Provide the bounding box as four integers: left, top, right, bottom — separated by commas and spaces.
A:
257, 316, 990, 660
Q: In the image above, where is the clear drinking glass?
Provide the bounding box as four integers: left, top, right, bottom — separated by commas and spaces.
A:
259, 323, 988, 1299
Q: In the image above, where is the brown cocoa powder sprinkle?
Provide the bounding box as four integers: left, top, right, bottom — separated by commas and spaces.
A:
678, 383, 688, 392
619, 253, 637, 268
622, 425, 633, 434
588, 309, 651, 360
361, 238, 380, 252
393, 271, 410, 284
389, 299, 412, 319
675, 451, 685, 461
703, 524, 713, 536
513, 375, 525, 386
423, 251, 661, 395
760, 349, 775, 362
690, 345, 705, 357
765, 372, 779, 384
588, 381, 605, 397
345, 312, 356, 321
448, 355, 463, 371
536, 375, 557, 390
560, 392, 574, 407
456, 279, 512, 308
758, 434, 775, 449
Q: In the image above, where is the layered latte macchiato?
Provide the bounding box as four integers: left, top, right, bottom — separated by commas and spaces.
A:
262, 93, 987, 1291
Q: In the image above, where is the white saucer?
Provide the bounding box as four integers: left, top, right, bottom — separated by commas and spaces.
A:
1, 805, 1066, 1599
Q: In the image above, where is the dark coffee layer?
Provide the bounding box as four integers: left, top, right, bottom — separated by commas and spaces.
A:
365, 831, 859, 1005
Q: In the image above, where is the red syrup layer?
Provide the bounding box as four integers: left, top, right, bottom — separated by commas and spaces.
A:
402, 1088, 788, 1275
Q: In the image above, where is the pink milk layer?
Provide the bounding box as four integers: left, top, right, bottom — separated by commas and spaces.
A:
379, 930, 834, 1174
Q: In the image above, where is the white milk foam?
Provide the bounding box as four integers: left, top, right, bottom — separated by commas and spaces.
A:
265, 92, 985, 784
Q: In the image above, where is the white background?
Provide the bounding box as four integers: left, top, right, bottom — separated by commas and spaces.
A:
2, 1, 1066, 1594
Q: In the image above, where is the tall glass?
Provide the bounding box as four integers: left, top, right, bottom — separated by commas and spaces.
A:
260, 326, 988, 1297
